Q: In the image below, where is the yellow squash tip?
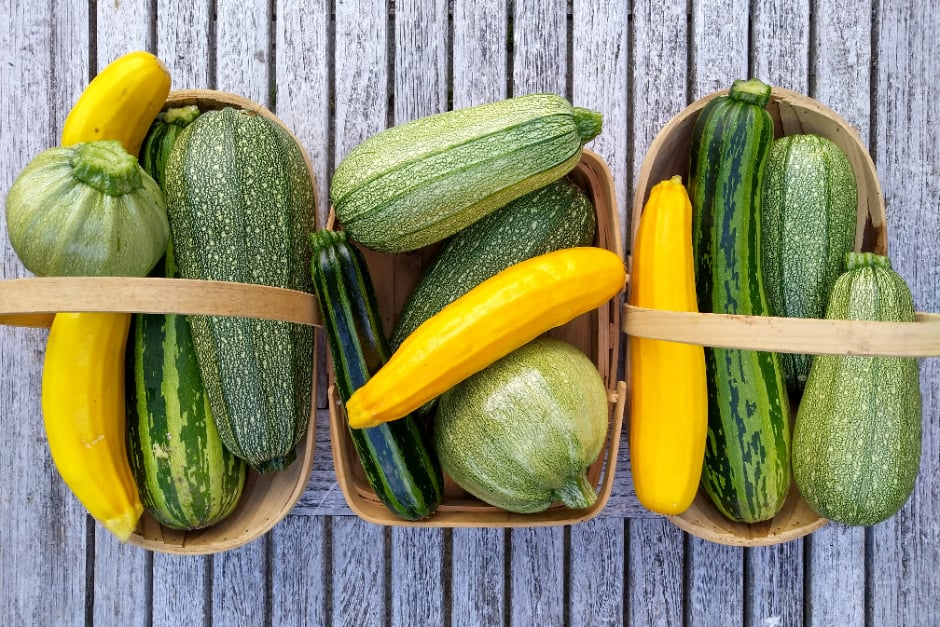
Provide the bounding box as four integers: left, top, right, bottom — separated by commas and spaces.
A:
102, 503, 145, 542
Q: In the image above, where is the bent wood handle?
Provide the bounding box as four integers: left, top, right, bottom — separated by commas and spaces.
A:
623, 304, 940, 357
0, 277, 322, 328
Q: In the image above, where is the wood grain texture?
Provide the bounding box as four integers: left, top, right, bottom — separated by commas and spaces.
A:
211, 539, 269, 626
270, 516, 329, 626
746, 541, 804, 627
804, 525, 864, 626
870, 1, 940, 625
569, 518, 625, 625
156, 0, 211, 90
394, 0, 449, 123
92, 530, 151, 627
216, 0, 271, 105
452, 0, 508, 107
450, 528, 506, 627
751, 0, 811, 92
152, 554, 210, 627
391, 527, 446, 626
686, 538, 744, 626
333, 519, 387, 625
690, 0, 749, 98
627, 519, 684, 627
511, 0, 568, 96
295, 409, 351, 515
509, 527, 565, 626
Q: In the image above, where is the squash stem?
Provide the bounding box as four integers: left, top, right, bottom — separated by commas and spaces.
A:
557, 473, 598, 510
729, 78, 772, 108
845, 251, 892, 271
70, 139, 143, 196
573, 107, 603, 142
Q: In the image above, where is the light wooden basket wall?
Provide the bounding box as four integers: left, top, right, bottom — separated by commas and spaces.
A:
326, 149, 628, 527
627, 87, 940, 547
0, 90, 322, 555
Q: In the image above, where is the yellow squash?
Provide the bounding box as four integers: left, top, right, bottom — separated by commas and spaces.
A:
42, 313, 143, 540
41, 50, 170, 540
628, 176, 708, 515
61, 50, 171, 156
344, 246, 626, 429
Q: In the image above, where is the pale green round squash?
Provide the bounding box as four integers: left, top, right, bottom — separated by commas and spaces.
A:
434, 337, 609, 513
5, 139, 168, 277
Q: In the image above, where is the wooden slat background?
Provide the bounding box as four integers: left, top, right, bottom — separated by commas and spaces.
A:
1, 1, 937, 625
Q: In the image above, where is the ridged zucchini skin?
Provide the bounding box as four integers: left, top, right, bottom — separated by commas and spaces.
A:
390, 177, 596, 350
310, 230, 443, 520
164, 107, 316, 472
762, 134, 858, 394
688, 79, 792, 523
126, 250, 247, 530
792, 253, 921, 526
331, 93, 603, 253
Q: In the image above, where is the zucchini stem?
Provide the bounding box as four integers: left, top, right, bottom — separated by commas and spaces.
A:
573, 107, 603, 142
729, 78, 772, 108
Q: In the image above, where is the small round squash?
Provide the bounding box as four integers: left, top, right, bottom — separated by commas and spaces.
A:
434, 337, 609, 514
5, 139, 168, 277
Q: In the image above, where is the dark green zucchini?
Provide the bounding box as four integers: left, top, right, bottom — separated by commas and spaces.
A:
140, 105, 201, 186
688, 78, 791, 523
309, 229, 443, 520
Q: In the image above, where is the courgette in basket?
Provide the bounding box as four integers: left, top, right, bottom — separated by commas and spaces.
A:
391, 177, 597, 350
792, 253, 921, 526
310, 230, 443, 520
688, 78, 791, 523
629, 176, 707, 516
126, 247, 247, 531
140, 105, 201, 186
344, 246, 625, 429
164, 106, 317, 471
762, 133, 858, 394
331, 93, 603, 252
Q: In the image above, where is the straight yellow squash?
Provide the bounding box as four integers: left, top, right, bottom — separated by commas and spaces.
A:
40, 50, 169, 540
344, 246, 626, 429
628, 176, 708, 515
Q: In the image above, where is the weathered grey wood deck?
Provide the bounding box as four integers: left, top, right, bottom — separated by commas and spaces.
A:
1, 1, 938, 625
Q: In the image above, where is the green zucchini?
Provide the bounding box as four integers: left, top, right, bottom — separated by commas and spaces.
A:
140, 105, 201, 187
762, 133, 858, 394
688, 78, 791, 523
163, 107, 316, 472
792, 253, 921, 526
127, 246, 247, 530
331, 93, 603, 253
310, 229, 443, 520
390, 177, 596, 350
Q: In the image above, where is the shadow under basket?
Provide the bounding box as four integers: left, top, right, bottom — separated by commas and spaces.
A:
327, 149, 628, 528
627, 86, 940, 547
0, 89, 322, 555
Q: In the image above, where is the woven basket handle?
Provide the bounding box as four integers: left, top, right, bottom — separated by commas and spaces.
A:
0, 277, 322, 329
624, 304, 940, 357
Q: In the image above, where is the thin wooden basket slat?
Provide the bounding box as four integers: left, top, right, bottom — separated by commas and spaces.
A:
0, 90, 321, 555
626, 87, 929, 547
326, 149, 628, 527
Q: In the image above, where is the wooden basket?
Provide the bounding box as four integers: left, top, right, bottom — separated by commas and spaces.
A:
327, 149, 628, 527
627, 87, 940, 547
0, 90, 322, 554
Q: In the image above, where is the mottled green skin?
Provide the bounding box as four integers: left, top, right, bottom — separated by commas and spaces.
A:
140, 105, 201, 187
164, 108, 316, 472
310, 230, 443, 521
330, 93, 603, 253
793, 254, 921, 526
762, 134, 858, 394
126, 250, 246, 530
5, 140, 168, 278
434, 338, 608, 514
688, 79, 792, 523
391, 177, 596, 350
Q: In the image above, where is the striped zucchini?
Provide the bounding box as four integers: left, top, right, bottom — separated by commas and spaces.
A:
163, 107, 316, 472
127, 248, 246, 530
391, 177, 596, 350
688, 78, 791, 523
140, 105, 201, 187
793, 253, 921, 526
762, 134, 858, 394
331, 93, 603, 253
310, 229, 443, 520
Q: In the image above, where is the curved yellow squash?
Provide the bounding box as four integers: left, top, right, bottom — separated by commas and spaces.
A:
628, 176, 708, 515
61, 50, 171, 156
43, 313, 143, 540
344, 246, 626, 429
41, 51, 169, 540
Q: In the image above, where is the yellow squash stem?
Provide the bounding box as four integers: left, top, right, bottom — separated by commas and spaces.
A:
344, 246, 626, 429
40, 50, 170, 540
61, 50, 171, 155
42, 313, 143, 541
628, 176, 708, 515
